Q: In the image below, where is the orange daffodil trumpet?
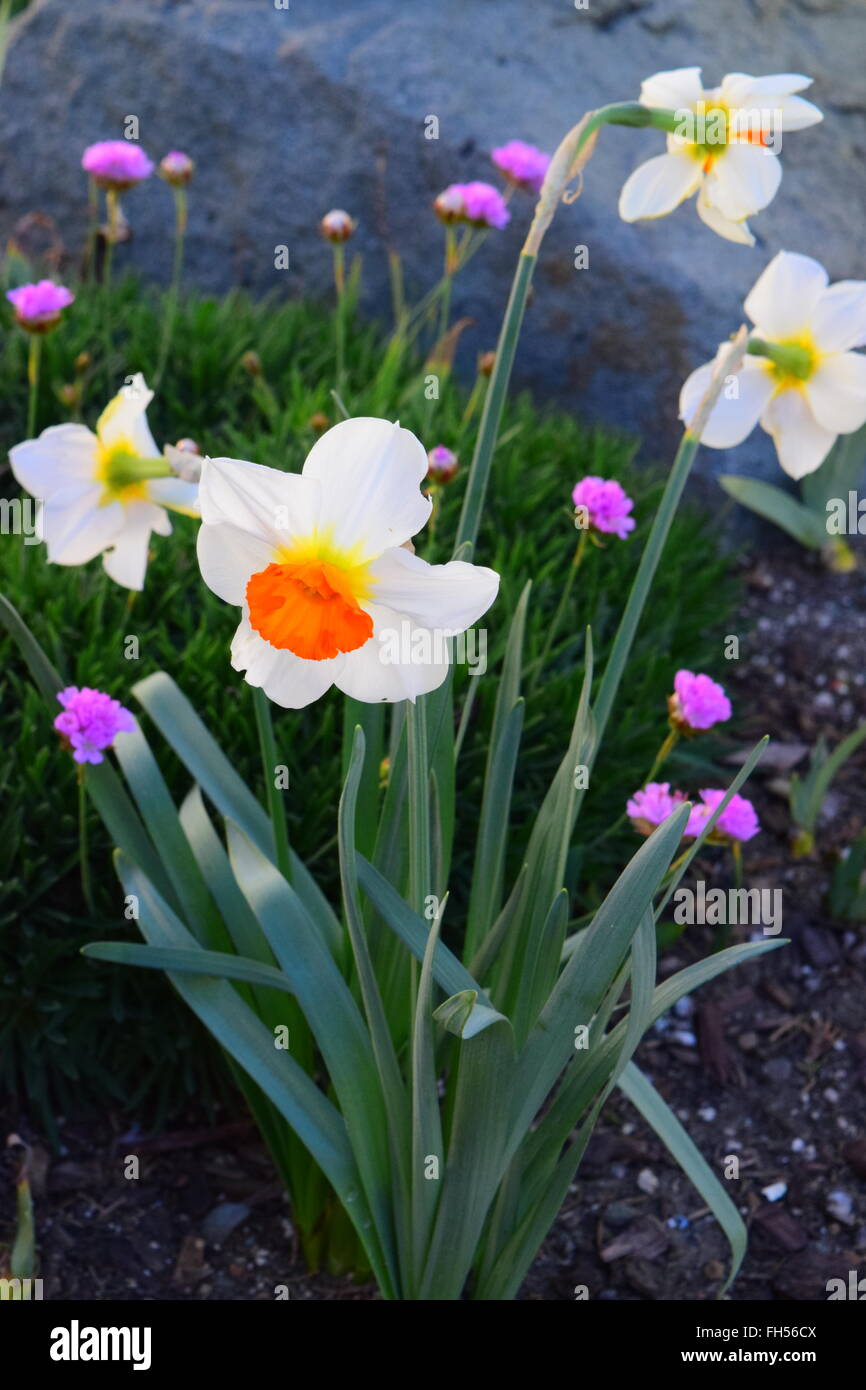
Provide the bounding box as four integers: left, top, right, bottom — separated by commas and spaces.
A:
680, 252, 866, 479
619, 68, 822, 244
9, 374, 199, 589
196, 418, 500, 708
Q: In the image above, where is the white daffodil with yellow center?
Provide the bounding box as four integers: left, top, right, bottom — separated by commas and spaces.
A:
9, 374, 199, 589
619, 68, 822, 244
197, 418, 500, 708
680, 252, 866, 478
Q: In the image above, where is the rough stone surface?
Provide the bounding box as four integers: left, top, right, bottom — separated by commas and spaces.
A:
2, 0, 865, 478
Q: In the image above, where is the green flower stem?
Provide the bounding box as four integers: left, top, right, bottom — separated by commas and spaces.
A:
102, 190, 119, 394
253, 686, 292, 883
154, 186, 187, 388
405, 698, 431, 918
713, 842, 742, 952
588, 726, 681, 852
78, 766, 95, 917
455, 100, 689, 557
528, 528, 589, 691
26, 335, 41, 439
589, 329, 749, 765
333, 242, 346, 396
84, 176, 99, 283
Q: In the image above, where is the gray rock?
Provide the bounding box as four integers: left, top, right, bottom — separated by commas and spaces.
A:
2, 0, 865, 479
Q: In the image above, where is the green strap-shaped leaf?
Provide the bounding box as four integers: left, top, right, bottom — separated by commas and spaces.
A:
356, 853, 490, 1004
618, 1061, 746, 1295
410, 902, 445, 1293
719, 474, 826, 549
82, 940, 298, 994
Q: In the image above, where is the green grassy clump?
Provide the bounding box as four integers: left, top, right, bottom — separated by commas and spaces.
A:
0, 276, 736, 1133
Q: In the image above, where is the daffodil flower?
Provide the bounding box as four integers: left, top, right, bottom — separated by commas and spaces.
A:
196, 418, 500, 708
619, 68, 822, 244
9, 374, 199, 589
680, 252, 866, 478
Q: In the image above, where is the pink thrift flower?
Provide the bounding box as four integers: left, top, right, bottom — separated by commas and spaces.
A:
426, 445, 458, 484
159, 150, 195, 187
689, 789, 761, 843
460, 181, 510, 229
572, 476, 636, 540
54, 686, 135, 765
319, 208, 357, 242
491, 139, 551, 194
7, 280, 74, 332
669, 669, 732, 732
82, 140, 154, 190
434, 182, 510, 230
627, 781, 686, 835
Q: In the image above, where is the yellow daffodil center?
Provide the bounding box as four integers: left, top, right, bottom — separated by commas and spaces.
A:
247, 536, 374, 661
96, 437, 151, 505
750, 332, 820, 392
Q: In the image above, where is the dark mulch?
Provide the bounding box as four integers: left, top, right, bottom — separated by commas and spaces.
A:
3, 537, 865, 1301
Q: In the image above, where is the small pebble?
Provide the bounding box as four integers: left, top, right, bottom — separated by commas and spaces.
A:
637, 1168, 660, 1196
761, 1181, 787, 1203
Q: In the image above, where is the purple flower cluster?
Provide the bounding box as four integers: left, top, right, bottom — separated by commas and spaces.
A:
627, 782, 760, 844
669, 669, 732, 732
82, 140, 154, 190
572, 476, 636, 540
434, 181, 511, 230
491, 139, 551, 194
54, 686, 135, 765
7, 281, 74, 332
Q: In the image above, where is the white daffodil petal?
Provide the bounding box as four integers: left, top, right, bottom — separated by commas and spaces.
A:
705, 144, 781, 219
230, 616, 343, 709
805, 352, 866, 434
696, 193, 755, 244
336, 603, 450, 704
199, 456, 321, 546
744, 251, 829, 338
147, 476, 201, 517
721, 71, 814, 104
679, 353, 774, 448
639, 67, 704, 111
618, 152, 702, 222
197, 522, 274, 606
760, 389, 837, 479
366, 548, 500, 632
302, 418, 432, 558
101, 504, 164, 590
770, 94, 823, 131
97, 373, 159, 457
810, 281, 866, 353
42, 485, 124, 565
9, 424, 99, 498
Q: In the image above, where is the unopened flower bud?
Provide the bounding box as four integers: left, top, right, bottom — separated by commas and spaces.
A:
433, 186, 466, 224
241, 350, 262, 376
58, 383, 80, 407
309, 412, 330, 433
426, 445, 459, 485
74, 351, 91, 374
478, 350, 496, 377
320, 209, 356, 243
159, 150, 195, 187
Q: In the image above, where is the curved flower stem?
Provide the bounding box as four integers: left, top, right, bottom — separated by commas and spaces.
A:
454, 100, 689, 557
589, 329, 749, 766
528, 528, 589, 691
102, 190, 119, 395
589, 726, 681, 851
78, 766, 95, 917
405, 697, 431, 1023
253, 686, 292, 882
154, 186, 187, 388
83, 177, 99, 283
26, 336, 41, 439
332, 242, 346, 396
